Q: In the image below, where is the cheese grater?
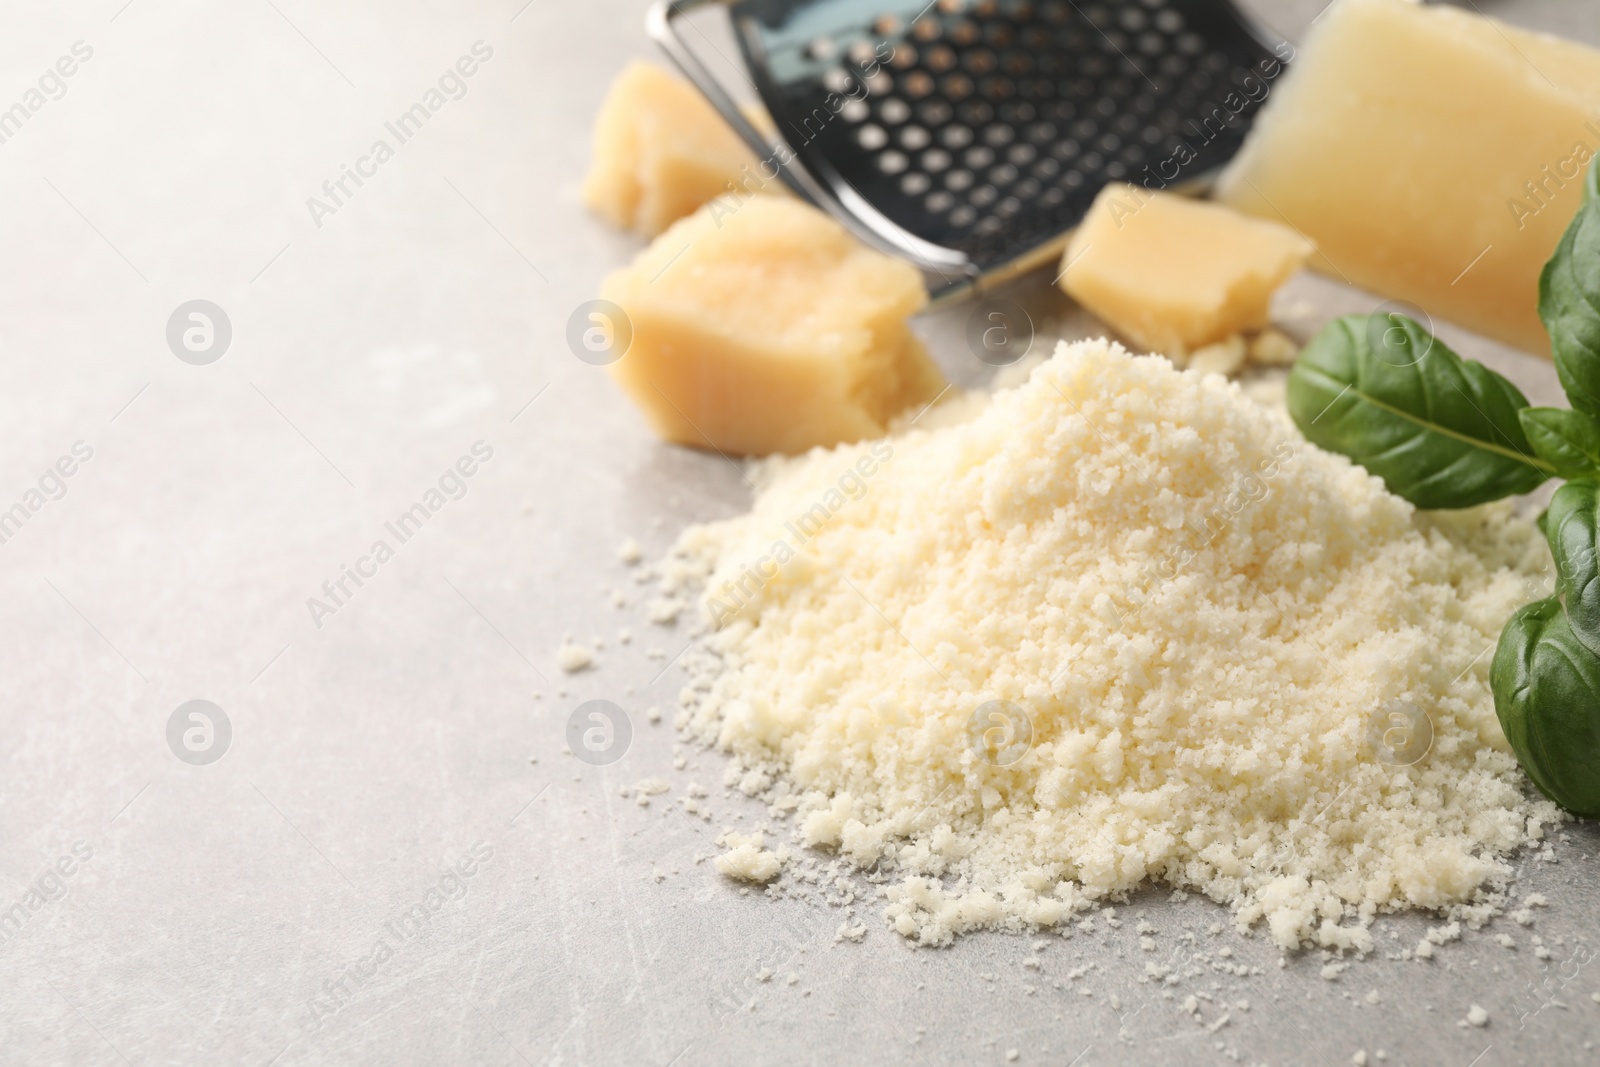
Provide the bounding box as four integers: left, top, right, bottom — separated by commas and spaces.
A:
648, 0, 1290, 306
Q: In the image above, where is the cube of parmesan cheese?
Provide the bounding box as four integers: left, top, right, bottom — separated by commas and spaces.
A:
601, 196, 946, 456
583, 61, 766, 238
1216, 0, 1600, 356
1058, 185, 1313, 358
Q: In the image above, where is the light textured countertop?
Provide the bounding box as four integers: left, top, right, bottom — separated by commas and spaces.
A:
1, 0, 1596, 1064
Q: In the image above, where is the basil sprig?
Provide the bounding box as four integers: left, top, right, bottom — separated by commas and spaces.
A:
1285, 158, 1600, 817
1287, 315, 1551, 508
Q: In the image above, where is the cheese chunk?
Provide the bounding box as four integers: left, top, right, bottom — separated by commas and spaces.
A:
602, 196, 945, 456
1216, 0, 1600, 355
1058, 185, 1313, 358
583, 61, 766, 237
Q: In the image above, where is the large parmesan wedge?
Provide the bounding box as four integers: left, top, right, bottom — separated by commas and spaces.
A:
1216, 0, 1600, 355
583, 61, 764, 237
602, 196, 946, 456
1058, 185, 1313, 358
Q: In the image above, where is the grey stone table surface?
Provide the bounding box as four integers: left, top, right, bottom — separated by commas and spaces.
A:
1, 0, 1597, 1064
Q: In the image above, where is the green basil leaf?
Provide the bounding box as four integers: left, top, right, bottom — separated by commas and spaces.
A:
1518, 406, 1600, 478
1545, 479, 1600, 657
1287, 313, 1551, 509
1539, 158, 1600, 417
1492, 596, 1600, 817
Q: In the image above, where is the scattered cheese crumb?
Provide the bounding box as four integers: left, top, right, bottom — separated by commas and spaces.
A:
714, 831, 782, 882
1188, 334, 1248, 377
1248, 327, 1299, 366
647, 597, 683, 624
836, 921, 868, 943
556, 641, 594, 672
1467, 1004, 1489, 1027
1425, 922, 1460, 946
619, 538, 643, 564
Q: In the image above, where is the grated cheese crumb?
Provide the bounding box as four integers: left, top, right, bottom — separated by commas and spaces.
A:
1248, 327, 1299, 366
647, 597, 683, 624
1188, 334, 1248, 377
556, 641, 594, 672
714, 831, 782, 882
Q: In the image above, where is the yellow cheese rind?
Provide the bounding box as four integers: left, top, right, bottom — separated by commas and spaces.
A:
1216, 0, 1600, 356
602, 196, 945, 456
583, 61, 763, 237
1059, 186, 1313, 357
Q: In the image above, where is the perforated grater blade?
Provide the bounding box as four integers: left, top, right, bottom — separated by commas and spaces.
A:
649, 0, 1290, 307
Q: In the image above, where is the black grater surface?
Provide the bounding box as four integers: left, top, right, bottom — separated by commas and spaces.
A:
656, 0, 1289, 297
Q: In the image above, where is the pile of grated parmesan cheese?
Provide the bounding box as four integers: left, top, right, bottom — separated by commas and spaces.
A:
673, 339, 1563, 950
